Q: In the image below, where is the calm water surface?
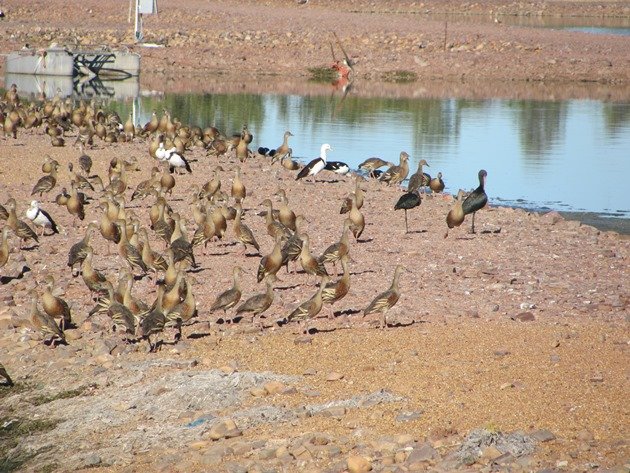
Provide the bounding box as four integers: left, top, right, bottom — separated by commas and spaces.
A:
110, 93, 630, 219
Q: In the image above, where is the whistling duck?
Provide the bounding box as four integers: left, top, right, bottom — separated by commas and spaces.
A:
280, 150, 300, 171
363, 265, 406, 329
42, 275, 71, 330
462, 169, 488, 234
358, 157, 391, 173
66, 182, 85, 225
97, 281, 136, 335
257, 234, 284, 283
234, 204, 260, 255
236, 274, 277, 327
0, 363, 13, 387
274, 131, 294, 158
139, 228, 168, 275
445, 189, 466, 238
26, 200, 59, 236
67, 222, 96, 275
131, 167, 160, 201
41, 156, 60, 174
407, 159, 430, 193
274, 189, 297, 231
169, 213, 196, 268
394, 189, 421, 234
81, 246, 108, 297
296, 144, 332, 182
231, 167, 246, 204
137, 284, 167, 352
260, 199, 291, 240
6, 198, 39, 248
320, 218, 351, 275
31, 163, 58, 197
286, 275, 329, 334
380, 152, 410, 187
78, 144, 93, 176
322, 254, 350, 319
29, 289, 65, 346
340, 175, 364, 214
348, 194, 365, 241
429, 172, 445, 194
0, 227, 10, 269
299, 233, 328, 278
210, 266, 243, 314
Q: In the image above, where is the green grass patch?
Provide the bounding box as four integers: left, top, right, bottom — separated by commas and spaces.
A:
381, 70, 418, 83
29, 386, 87, 406
307, 66, 338, 83
0, 418, 59, 472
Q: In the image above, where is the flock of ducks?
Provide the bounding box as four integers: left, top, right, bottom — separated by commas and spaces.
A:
0, 84, 488, 357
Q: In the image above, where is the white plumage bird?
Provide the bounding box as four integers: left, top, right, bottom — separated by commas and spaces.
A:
296, 143, 332, 182
26, 200, 59, 236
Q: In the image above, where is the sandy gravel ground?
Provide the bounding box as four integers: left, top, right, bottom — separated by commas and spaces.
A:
0, 123, 628, 471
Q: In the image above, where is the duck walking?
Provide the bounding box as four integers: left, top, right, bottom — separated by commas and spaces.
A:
209, 266, 243, 316
236, 274, 277, 327
286, 276, 329, 334
394, 190, 421, 234
363, 265, 406, 329
296, 144, 332, 182
462, 169, 488, 234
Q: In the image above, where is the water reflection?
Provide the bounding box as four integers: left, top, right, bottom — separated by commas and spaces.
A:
4, 72, 139, 100
105, 93, 630, 217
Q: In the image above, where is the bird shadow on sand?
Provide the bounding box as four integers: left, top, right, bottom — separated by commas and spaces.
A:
385, 320, 415, 329
406, 229, 427, 235
335, 308, 362, 316
0, 265, 31, 285
356, 238, 373, 244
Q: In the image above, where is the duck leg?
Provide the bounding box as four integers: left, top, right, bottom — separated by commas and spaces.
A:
380, 310, 388, 329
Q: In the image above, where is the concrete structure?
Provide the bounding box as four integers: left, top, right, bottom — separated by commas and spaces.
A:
6, 46, 140, 78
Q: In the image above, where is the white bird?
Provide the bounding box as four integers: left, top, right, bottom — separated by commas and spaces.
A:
26, 200, 59, 236
155, 142, 168, 161
324, 161, 350, 175
166, 147, 192, 173
296, 143, 332, 182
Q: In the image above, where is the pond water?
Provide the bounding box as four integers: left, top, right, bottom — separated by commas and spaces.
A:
108, 93, 630, 220
423, 13, 630, 36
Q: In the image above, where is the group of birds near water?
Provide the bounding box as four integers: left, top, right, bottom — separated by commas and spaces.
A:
0, 84, 488, 357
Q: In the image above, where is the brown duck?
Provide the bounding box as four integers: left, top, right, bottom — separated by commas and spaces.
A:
363, 265, 405, 329
42, 275, 72, 331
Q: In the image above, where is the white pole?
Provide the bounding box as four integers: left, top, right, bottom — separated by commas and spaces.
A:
134, 0, 143, 43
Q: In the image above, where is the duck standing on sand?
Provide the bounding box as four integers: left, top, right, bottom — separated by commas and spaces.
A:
26, 200, 59, 236
296, 144, 332, 182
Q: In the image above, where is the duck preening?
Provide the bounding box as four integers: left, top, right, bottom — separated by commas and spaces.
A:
296, 143, 332, 182
462, 169, 488, 234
